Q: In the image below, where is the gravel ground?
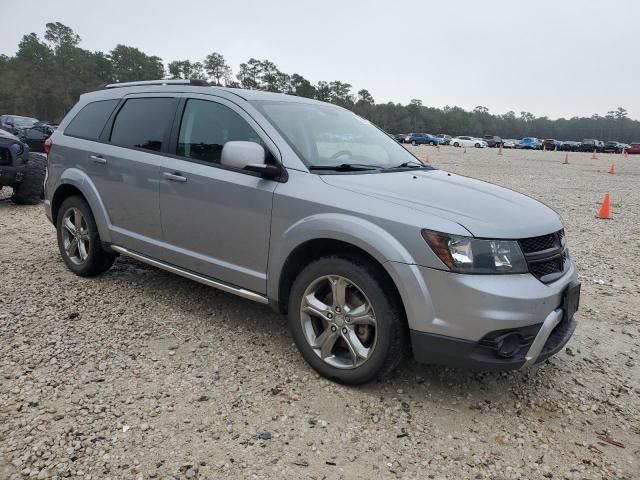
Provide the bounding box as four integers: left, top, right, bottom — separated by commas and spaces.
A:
1, 147, 639, 480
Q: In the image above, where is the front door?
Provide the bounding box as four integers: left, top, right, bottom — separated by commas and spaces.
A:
158, 96, 278, 294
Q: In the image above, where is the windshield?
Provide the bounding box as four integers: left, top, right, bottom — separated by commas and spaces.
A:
251, 100, 423, 169
11, 116, 38, 127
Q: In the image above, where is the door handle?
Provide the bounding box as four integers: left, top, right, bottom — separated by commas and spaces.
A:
163, 172, 187, 182
89, 154, 106, 164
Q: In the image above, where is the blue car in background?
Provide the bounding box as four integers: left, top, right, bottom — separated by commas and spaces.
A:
518, 137, 541, 150
404, 133, 443, 145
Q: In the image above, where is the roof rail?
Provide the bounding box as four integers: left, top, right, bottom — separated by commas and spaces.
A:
101, 79, 209, 89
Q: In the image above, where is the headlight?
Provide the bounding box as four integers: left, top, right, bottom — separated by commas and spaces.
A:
421, 230, 528, 274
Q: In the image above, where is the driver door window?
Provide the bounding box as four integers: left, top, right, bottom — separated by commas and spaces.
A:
177, 99, 263, 165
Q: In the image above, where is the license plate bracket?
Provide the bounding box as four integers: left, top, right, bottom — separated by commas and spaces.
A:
562, 281, 581, 321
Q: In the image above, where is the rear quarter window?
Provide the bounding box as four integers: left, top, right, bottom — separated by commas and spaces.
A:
109, 98, 176, 152
65, 99, 119, 140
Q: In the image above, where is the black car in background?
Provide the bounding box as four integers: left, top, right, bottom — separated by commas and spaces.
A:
561, 141, 581, 151
18, 123, 57, 153
0, 115, 39, 136
602, 141, 623, 153
393, 133, 406, 143
579, 139, 603, 152
482, 135, 503, 147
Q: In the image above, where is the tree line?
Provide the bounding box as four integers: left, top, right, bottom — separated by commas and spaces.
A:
1, 22, 638, 142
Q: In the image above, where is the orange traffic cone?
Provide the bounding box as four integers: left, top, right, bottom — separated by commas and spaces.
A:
608, 162, 615, 174
498, 144, 503, 155
591, 149, 597, 160
563, 153, 569, 164
596, 193, 612, 219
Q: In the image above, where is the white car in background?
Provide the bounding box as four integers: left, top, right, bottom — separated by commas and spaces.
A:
503, 139, 519, 148
451, 136, 488, 148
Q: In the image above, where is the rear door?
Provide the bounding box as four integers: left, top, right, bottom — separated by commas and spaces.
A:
90, 95, 179, 256
157, 95, 279, 293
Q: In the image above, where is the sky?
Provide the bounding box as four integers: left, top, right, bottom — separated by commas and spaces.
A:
2, 0, 638, 120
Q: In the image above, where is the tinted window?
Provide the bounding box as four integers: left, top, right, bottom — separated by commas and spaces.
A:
177, 99, 263, 164
110, 98, 175, 152
65, 100, 119, 140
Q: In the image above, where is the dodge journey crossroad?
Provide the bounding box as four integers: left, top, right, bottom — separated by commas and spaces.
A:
43, 80, 580, 384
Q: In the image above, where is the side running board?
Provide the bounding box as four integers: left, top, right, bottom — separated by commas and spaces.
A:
110, 245, 269, 304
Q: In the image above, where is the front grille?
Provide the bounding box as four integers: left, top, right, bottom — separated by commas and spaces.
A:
519, 230, 568, 283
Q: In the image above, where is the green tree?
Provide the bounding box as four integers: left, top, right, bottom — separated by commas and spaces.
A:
204, 52, 231, 85
109, 45, 164, 83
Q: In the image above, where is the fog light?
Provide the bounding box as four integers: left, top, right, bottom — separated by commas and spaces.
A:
496, 333, 522, 358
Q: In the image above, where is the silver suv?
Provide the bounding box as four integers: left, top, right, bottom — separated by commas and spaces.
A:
44, 80, 580, 384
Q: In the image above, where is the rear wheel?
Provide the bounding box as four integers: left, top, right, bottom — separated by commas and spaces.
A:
453, 142, 460, 147
56, 196, 116, 277
288, 256, 406, 385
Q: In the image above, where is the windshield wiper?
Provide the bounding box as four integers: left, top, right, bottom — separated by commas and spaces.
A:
391, 161, 431, 169
309, 163, 381, 171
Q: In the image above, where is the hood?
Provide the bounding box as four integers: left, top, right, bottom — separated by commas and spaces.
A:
0, 129, 20, 141
320, 170, 562, 239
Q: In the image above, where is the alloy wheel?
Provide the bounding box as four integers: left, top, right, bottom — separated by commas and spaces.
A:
300, 275, 377, 369
61, 207, 90, 265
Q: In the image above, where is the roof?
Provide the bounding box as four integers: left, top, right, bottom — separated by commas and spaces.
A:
84, 80, 326, 106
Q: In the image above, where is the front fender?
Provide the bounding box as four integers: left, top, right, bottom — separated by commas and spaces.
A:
267, 212, 416, 297
55, 168, 112, 243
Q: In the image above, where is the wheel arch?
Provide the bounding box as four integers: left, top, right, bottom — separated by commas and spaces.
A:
51, 169, 112, 243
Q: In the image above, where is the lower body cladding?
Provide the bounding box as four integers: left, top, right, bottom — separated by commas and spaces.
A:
387, 261, 580, 370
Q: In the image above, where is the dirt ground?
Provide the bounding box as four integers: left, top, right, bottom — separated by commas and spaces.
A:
1, 146, 638, 480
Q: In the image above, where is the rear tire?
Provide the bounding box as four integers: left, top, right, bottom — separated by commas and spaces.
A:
453, 142, 460, 147
11, 153, 46, 205
56, 195, 116, 277
288, 256, 406, 385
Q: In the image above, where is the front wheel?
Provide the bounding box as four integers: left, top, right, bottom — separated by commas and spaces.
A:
56, 196, 116, 277
475, 143, 481, 148
288, 256, 406, 385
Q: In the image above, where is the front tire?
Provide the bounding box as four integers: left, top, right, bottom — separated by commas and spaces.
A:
475, 143, 481, 148
11, 153, 46, 205
56, 196, 116, 277
288, 256, 406, 385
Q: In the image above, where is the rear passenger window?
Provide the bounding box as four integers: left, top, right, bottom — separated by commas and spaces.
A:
110, 98, 176, 152
65, 99, 119, 140
177, 99, 263, 164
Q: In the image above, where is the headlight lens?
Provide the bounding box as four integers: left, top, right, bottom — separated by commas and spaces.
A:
421, 230, 528, 274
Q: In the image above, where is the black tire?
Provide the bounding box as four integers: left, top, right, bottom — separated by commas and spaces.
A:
411, 141, 417, 146
288, 255, 407, 385
475, 143, 481, 148
56, 195, 116, 277
453, 142, 460, 147
11, 153, 46, 205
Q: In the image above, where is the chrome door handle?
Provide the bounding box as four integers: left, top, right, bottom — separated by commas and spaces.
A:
89, 154, 106, 164
163, 172, 187, 182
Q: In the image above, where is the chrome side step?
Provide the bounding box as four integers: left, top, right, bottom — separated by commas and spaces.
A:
110, 245, 269, 304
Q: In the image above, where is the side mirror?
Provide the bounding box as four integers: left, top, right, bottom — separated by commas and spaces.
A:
221, 141, 281, 178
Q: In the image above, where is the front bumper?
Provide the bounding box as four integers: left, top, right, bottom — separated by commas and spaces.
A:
0, 164, 26, 185
385, 260, 579, 370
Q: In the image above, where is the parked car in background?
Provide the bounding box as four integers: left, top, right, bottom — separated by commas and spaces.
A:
393, 133, 406, 143
579, 139, 603, 152
18, 123, 57, 153
0, 115, 40, 136
503, 139, 519, 148
542, 139, 562, 151
483, 135, 503, 147
603, 141, 623, 153
404, 133, 442, 146
451, 136, 488, 148
44, 80, 579, 384
561, 141, 581, 152
625, 142, 640, 154
435, 134, 452, 145
518, 137, 541, 150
